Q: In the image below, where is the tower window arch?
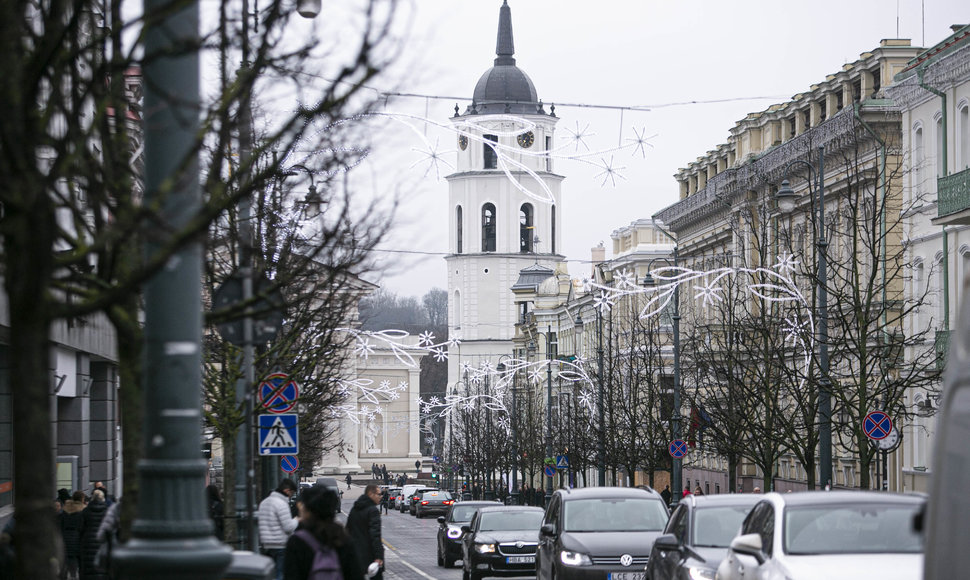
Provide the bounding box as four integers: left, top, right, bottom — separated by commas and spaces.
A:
484, 134, 498, 169
482, 203, 496, 252
456, 205, 463, 254
551, 204, 557, 254
519, 203, 534, 252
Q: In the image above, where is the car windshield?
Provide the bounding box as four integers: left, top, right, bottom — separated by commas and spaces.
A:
784, 503, 923, 555
563, 498, 668, 532
423, 491, 452, 500
692, 505, 753, 548
450, 505, 482, 523
478, 511, 544, 532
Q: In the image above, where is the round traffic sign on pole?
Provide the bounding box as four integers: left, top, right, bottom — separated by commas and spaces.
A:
259, 372, 300, 413
280, 455, 300, 473
669, 440, 688, 459
864, 411, 893, 441
544, 465, 556, 478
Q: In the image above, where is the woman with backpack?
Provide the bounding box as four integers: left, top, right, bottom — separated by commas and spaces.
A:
283, 485, 361, 580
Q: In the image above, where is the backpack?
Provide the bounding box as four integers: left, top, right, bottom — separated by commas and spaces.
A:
293, 529, 343, 580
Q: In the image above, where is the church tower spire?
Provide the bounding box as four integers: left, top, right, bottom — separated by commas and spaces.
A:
495, 0, 515, 66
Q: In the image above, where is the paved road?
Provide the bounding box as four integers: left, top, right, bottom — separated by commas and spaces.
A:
339, 485, 535, 580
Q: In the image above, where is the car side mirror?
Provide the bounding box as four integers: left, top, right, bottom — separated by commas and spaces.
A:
729, 533, 766, 565
437, 516, 446, 525
461, 524, 471, 534
653, 533, 681, 553
540, 523, 555, 537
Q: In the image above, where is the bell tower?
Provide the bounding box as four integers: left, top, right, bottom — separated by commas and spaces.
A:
445, 0, 565, 384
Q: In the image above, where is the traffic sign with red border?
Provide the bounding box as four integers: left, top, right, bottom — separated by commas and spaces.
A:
258, 372, 300, 413
864, 410, 893, 441
669, 439, 688, 458
543, 465, 556, 477
281, 455, 300, 473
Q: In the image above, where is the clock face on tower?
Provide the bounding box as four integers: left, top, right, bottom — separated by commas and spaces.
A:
517, 131, 535, 148
458, 135, 468, 151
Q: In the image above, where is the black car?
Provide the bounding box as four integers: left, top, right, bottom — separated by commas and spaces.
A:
416, 489, 455, 518
409, 487, 439, 515
437, 501, 503, 568
645, 493, 760, 580
537, 486, 670, 580
461, 505, 545, 580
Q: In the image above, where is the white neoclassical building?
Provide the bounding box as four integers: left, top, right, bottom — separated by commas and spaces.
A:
445, 0, 566, 387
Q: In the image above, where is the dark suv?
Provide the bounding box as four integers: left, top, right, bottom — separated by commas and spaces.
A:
537, 487, 670, 580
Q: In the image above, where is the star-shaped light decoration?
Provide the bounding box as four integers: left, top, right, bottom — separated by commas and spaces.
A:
566, 121, 594, 152
782, 315, 812, 346
593, 290, 613, 314
694, 281, 725, 307
354, 338, 375, 359
626, 126, 654, 159
774, 253, 799, 276
418, 331, 436, 346
410, 137, 454, 180
432, 348, 448, 362
528, 368, 544, 385
595, 155, 627, 187
614, 268, 637, 289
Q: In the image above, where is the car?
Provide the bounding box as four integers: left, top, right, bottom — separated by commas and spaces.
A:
313, 477, 343, 513
645, 493, 760, 580
461, 505, 545, 580
715, 491, 924, 580
387, 486, 402, 509
409, 487, 439, 515
437, 500, 503, 568
399, 484, 425, 513
416, 489, 455, 518
536, 486, 670, 580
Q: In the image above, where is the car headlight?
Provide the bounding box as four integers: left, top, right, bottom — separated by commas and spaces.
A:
559, 550, 592, 566
475, 543, 496, 554
447, 528, 462, 539
688, 566, 716, 580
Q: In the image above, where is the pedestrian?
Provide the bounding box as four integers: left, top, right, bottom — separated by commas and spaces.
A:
694, 485, 704, 496
660, 485, 672, 505
346, 484, 384, 580
92, 482, 114, 507
283, 485, 360, 580
345, 474, 353, 490
682, 487, 691, 497
80, 489, 108, 579
95, 499, 121, 576
753, 486, 762, 494
59, 491, 86, 580
379, 488, 389, 515
259, 478, 300, 580
207, 484, 225, 541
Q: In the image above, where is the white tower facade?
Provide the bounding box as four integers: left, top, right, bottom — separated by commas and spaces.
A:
446, 0, 565, 384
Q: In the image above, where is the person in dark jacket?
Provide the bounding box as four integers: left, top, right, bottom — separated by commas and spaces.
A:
207, 485, 225, 541
283, 485, 361, 580
80, 489, 108, 579
59, 491, 86, 579
346, 485, 383, 580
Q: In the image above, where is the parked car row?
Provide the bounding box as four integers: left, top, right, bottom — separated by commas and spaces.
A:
430, 486, 925, 580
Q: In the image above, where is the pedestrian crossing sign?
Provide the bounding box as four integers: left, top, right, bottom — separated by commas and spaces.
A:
259, 414, 299, 455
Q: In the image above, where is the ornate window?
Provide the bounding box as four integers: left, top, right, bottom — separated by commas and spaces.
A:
481, 203, 496, 252
519, 203, 534, 252
456, 205, 463, 254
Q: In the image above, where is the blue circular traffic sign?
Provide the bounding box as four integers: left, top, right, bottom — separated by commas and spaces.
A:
259, 372, 300, 413
669, 440, 688, 459
280, 455, 300, 473
864, 411, 893, 441
544, 465, 556, 477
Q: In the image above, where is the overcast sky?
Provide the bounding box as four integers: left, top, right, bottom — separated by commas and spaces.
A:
327, 0, 968, 299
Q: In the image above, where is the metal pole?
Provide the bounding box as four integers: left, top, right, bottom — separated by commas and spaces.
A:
511, 367, 519, 505
816, 146, 833, 491
545, 329, 554, 505
597, 308, 606, 487
671, 251, 682, 505
112, 0, 232, 574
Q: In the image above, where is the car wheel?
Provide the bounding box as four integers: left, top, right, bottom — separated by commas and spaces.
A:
444, 555, 455, 569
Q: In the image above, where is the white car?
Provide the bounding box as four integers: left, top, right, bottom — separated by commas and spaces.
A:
715, 491, 923, 580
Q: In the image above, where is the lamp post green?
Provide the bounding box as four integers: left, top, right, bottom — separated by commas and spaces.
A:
111, 0, 232, 576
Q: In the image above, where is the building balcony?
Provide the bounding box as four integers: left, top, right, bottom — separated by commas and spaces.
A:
935, 167, 970, 225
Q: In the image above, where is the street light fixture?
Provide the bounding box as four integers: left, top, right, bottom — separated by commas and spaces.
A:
574, 304, 606, 486
775, 145, 832, 491
643, 243, 681, 507
542, 327, 555, 506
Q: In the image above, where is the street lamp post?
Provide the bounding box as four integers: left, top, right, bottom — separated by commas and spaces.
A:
574, 305, 605, 486
775, 145, 831, 490
643, 246, 681, 506
545, 328, 555, 506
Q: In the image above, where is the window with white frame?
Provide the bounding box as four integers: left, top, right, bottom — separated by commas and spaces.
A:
960, 100, 969, 171
914, 123, 925, 196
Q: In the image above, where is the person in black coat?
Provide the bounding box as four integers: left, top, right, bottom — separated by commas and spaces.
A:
346, 485, 383, 580
80, 489, 108, 579
59, 491, 86, 579
207, 485, 225, 541
283, 485, 361, 580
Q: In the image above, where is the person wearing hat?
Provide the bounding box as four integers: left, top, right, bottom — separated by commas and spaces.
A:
283, 485, 361, 580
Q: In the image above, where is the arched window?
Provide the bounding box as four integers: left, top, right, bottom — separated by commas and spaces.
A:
936, 115, 945, 178
483, 134, 498, 169
551, 205, 557, 254
482, 203, 496, 252
959, 101, 969, 170
519, 203, 534, 253
456, 205, 463, 254
914, 124, 924, 196
454, 290, 462, 330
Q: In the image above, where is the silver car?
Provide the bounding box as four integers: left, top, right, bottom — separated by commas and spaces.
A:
715, 491, 924, 580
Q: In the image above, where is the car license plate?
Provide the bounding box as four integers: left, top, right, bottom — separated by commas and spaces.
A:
506, 556, 535, 564
609, 574, 644, 580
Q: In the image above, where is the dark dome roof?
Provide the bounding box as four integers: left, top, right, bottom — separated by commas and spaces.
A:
464, 1, 542, 116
